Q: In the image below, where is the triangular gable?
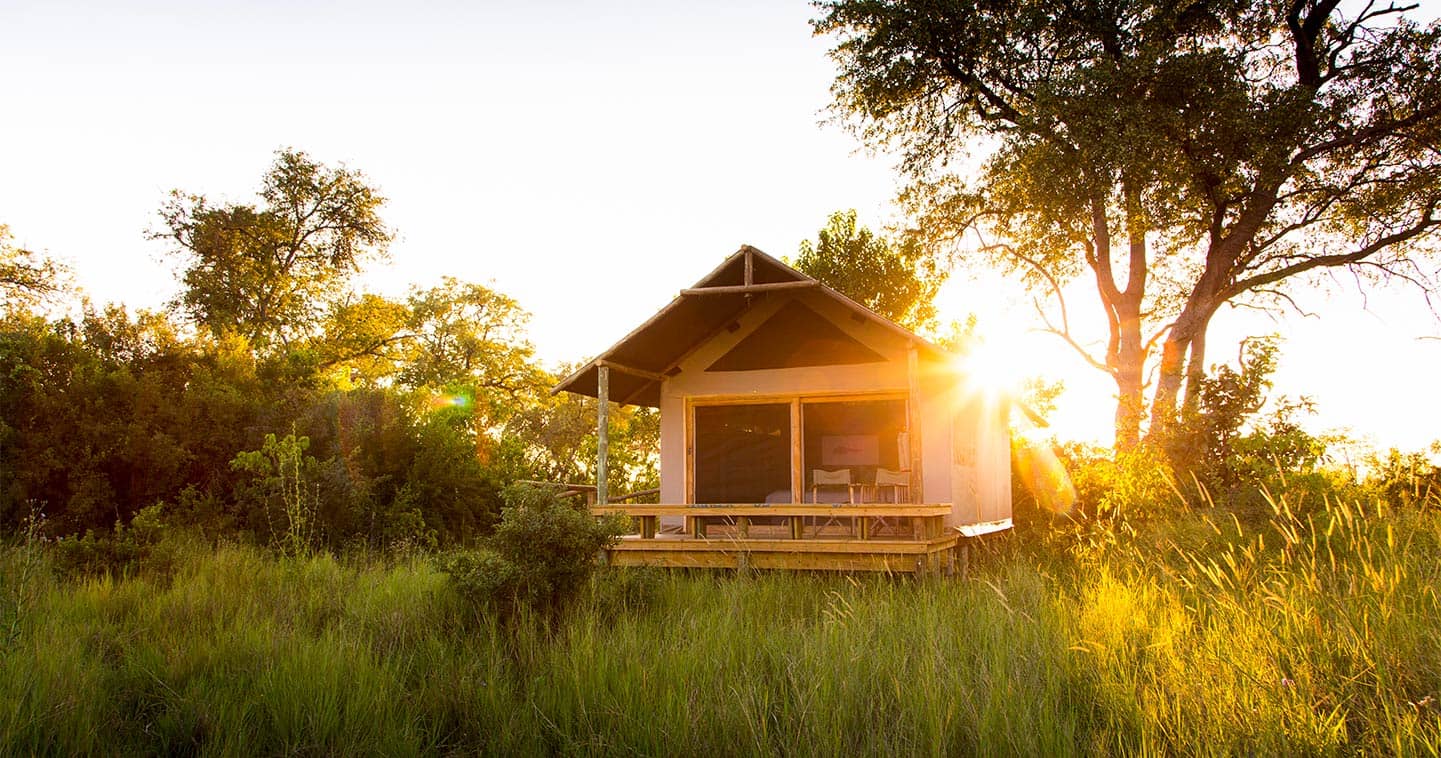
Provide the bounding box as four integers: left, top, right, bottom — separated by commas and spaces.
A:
689, 246, 808, 288
552, 245, 947, 406
706, 301, 887, 371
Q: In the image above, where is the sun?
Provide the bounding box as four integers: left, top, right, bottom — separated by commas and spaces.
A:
949, 335, 1029, 401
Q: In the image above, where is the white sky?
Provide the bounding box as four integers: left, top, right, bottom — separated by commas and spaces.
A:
3, 0, 1438, 452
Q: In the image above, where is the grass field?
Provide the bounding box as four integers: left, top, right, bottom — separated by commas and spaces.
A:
3, 495, 1439, 756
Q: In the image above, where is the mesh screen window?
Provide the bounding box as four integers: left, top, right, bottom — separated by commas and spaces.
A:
693, 403, 792, 504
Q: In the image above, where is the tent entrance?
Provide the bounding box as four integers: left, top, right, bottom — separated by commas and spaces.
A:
801, 398, 908, 501
692, 403, 793, 504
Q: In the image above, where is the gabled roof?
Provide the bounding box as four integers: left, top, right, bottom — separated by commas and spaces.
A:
552, 245, 947, 407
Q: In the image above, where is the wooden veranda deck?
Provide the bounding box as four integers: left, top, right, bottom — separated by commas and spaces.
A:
592, 503, 965, 574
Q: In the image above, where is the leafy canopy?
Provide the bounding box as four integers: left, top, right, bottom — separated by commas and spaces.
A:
816, 0, 1441, 449
156, 149, 392, 349
0, 225, 68, 312
794, 209, 946, 331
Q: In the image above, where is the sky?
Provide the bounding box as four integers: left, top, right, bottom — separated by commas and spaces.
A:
2, 0, 1438, 453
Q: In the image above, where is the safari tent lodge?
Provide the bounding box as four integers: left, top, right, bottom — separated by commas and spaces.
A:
553, 246, 1013, 574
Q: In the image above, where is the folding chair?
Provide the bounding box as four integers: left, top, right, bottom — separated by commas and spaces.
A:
809, 468, 856, 536
871, 468, 912, 537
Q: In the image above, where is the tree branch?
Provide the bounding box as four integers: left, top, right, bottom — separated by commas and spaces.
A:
1220, 206, 1441, 300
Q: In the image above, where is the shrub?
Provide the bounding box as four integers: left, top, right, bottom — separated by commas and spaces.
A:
1364, 444, 1441, 509
49, 503, 191, 578
443, 548, 522, 612
443, 484, 627, 620
231, 432, 319, 556
1050, 442, 1179, 521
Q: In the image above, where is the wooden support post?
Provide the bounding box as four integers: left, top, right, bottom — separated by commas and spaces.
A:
790, 398, 803, 506
790, 516, 803, 540
737, 516, 750, 538
907, 345, 925, 501
744, 248, 754, 286
641, 515, 657, 539
596, 365, 609, 506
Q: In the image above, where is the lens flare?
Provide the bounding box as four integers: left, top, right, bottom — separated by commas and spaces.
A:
426, 393, 471, 412
1014, 437, 1077, 514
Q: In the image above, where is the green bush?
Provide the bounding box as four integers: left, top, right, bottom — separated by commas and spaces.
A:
1364, 444, 1441, 510
50, 503, 184, 578
443, 484, 627, 620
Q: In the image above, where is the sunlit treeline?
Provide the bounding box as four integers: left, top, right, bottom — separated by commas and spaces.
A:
0, 152, 656, 553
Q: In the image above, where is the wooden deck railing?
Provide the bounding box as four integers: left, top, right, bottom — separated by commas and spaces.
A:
591, 503, 950, 541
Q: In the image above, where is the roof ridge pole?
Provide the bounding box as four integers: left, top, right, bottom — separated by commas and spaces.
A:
744, 248, 754, 286
596, 365, 609, 506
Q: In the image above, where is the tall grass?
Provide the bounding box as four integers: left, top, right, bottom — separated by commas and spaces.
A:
2, 494, 1438, 755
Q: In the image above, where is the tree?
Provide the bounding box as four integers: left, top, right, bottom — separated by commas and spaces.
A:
794, 209, 946, 331
309, 293, 412, 382
155, 149, 392, 350
816, 0, 1441, 450
400, 277, 539, 393
0, 224, 67, 311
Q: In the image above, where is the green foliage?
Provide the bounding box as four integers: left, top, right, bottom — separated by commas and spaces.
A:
400, 413, 503, 543
399, 277, 542, 396
1159, 339, 1342, 513
815, 0, 1441, 447
4, 150, 663, 551
49, 503, 188, 578
1043, 443, 1175, 527
1, 508, 50, 649
1366, 444, 1441, 510
4, 494, 1440, 754
0, 286, 655, 554
155, 149, 392, 349
309, 292, 411, 381
232, 432, 319, 556
444, 484, 627, 620
794, 209, 946, 330
1166, 338, 1279, 482
0, 224, 68, 312
499, 386, 659, 499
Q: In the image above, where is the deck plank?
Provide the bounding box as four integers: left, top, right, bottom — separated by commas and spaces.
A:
593, 504, 952, 518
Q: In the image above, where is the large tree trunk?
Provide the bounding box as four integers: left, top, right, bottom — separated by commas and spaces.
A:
1150, 236, 1231, 440
1150, 336, 1187, 439
1180, 318, 1209, 416
1112, 309, 1146, 451
1100, 184, 1150, 451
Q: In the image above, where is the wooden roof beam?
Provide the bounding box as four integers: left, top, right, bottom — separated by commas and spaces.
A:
595, 359, 667, 382
616, 382, 656, 407
680, 281, 819, 296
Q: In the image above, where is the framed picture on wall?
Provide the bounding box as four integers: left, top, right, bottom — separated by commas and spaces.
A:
820, 435, 879, 466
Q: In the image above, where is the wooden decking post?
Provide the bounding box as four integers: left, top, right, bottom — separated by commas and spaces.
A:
596, 365, 609, 506
907, 345, 925, 502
